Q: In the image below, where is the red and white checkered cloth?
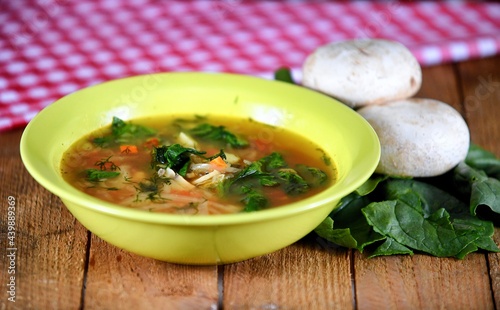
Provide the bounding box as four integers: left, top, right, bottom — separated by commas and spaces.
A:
1, 0, 499, 131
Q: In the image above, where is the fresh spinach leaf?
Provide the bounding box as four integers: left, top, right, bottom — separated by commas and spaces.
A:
363, 198, 477, 258
465, 144, 500, 179
315, 192, 384, 251
315, 217, 359, 249
369, 237, 413, 258
354, 174, 390, 196
274, 67, 296, 84
372, 178, 499, 258
453, 162, 500, 215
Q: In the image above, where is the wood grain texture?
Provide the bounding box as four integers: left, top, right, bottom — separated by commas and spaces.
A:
416, 62, 462, 112
83, 235, 219, 309
0, 131, 88, 310
354, 253, 493, 310
490, 230, 500, 310
222, 237, 353, 309
458, 56, 500, 157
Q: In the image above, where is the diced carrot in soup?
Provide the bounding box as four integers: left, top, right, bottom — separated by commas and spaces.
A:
120, 145, 138, 154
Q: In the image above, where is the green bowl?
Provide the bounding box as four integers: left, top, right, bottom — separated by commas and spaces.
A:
20, 72, 380, 265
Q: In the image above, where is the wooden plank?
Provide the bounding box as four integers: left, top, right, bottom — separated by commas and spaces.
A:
353, 61, 495, 309
490, 228, 500, 310
457, 56, 500, 309
83, 234, 219, 309
0, 129, 88, 309
222, 237, 353, 309
355, 253, 492, 310
416, 61, 462, 112
458, 56, 500, 157
488, 230, 500, 310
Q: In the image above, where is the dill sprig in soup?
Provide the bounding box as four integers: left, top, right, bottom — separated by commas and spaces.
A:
60, 116, 336, 215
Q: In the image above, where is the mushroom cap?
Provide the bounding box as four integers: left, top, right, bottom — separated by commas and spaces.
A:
357, 98, 470, 177
302, 39, 422, 108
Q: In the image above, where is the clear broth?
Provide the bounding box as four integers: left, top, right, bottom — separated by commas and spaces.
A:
61, 115, 336, 215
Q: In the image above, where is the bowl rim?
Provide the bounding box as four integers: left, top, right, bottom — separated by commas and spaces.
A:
20, 72, 380, 226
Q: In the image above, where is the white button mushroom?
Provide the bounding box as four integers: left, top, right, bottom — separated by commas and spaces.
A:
302, 39, 422, 108
357, 98, 470, 177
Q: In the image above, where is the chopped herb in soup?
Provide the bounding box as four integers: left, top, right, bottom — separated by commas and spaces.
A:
60, 116, 336, 215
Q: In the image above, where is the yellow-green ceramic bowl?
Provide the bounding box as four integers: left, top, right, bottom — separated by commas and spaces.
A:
20, 72, 380, 265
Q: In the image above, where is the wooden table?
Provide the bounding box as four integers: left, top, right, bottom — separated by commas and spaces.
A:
1, 55, 499, 310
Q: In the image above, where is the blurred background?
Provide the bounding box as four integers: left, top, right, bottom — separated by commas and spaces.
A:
1, 0, 499, 131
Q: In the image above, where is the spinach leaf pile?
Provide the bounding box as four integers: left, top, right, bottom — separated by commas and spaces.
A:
315, 145, 500, 258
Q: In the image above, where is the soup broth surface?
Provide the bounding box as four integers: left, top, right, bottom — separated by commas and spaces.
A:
61, 115, 336, 215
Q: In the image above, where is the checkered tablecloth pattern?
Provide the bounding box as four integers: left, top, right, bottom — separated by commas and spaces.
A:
1, 0, 499, 131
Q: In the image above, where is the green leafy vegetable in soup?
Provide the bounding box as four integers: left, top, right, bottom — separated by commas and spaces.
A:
60, 116, 335, 215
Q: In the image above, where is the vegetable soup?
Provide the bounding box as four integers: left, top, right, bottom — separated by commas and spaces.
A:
61, 115, 336, 215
